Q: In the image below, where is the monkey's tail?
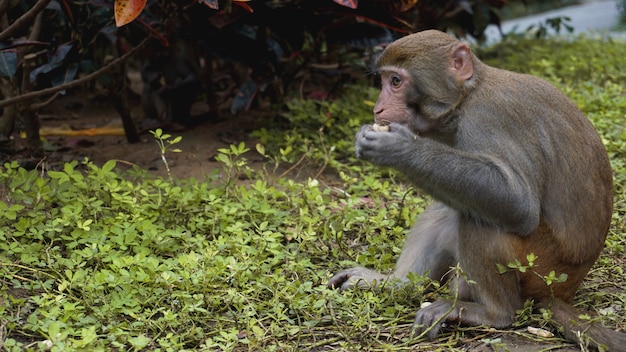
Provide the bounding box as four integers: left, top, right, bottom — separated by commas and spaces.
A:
547, 298, 626, 352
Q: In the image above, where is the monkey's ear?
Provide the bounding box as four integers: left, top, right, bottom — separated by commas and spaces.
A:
450, 43, 473, 81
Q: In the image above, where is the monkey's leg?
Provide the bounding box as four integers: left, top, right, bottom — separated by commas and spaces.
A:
394, 203, 459, 281
327, 202, 459, 290
413, 223, 524, 340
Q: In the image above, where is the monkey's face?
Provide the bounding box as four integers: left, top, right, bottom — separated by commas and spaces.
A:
372, 31, 475, 135
374, 66, 437, 134
373, 66, 413, 126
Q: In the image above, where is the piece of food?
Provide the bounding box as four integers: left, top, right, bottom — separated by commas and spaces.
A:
527, 326, 554, 338
372, 123, 390, 132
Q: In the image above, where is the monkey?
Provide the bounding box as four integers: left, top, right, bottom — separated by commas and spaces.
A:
327, 30, 626, 351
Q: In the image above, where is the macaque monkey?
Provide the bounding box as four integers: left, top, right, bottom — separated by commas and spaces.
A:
328, 30, 625, 351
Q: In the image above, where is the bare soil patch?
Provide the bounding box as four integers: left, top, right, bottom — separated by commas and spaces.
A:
5, 91, 271, 180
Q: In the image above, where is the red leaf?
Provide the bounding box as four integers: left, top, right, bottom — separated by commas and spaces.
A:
114, 0, 147, 27
234, 1, 254, 13
333, 0, 358, 9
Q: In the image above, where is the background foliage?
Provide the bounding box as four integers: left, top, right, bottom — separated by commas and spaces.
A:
1, 0, 583, 156
1, 34, 626, 351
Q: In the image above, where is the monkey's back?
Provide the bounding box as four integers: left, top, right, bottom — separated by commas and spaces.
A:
461, 64, 613, 265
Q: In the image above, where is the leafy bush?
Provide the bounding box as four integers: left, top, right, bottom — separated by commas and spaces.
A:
0, 150, 428, 350
1, 34, 626, 351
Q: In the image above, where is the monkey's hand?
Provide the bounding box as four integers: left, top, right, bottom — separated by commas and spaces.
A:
327, 267, 392, 290
413, 299, 457, 340
355, 123, 418, 166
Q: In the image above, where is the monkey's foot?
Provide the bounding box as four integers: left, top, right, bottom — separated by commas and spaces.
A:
413, 299, 456, 340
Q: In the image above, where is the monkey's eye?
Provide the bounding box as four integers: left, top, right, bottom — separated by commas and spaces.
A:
390, 75, 402, 87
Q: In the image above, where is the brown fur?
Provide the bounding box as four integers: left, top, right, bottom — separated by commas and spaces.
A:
328, 30, 623, 351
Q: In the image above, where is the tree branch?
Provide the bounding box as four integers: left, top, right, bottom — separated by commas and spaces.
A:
0, 0, 51, 41
0, 37, 152, 109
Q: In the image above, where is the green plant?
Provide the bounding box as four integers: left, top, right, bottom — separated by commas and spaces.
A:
213, 141, 254, 189
497, 253, 569, 302
149, 128, 182, 182
0, 149, 425, 350
252, 84, 383, 180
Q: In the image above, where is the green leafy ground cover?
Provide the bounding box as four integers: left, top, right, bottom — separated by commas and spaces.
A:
1, 35, 625, 351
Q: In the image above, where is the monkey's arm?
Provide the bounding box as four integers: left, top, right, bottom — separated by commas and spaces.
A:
355, 123, 539, 235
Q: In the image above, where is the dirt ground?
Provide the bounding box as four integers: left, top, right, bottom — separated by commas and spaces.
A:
12, 90, 271, 180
